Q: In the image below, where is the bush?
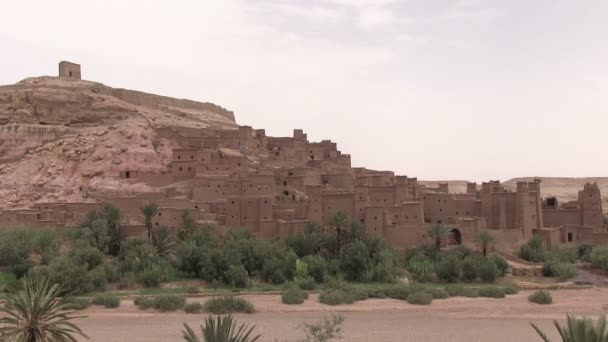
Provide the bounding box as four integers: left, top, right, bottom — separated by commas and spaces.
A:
543, 260, 577, 281
117, 272, 137, 290
528, 290, 552, 304
0, 272, 19, 291
224, 264, 249, 288
92, 294, 121, 308
489, 255, 509, 277
445, 285, 478, 298
339, 240, 370, 282
302, 255, 327, 283
406, 292, 433, 305
578, 243, 593, 261
382, 285, 410, 300
503, 285, 519, 295
590, 245, 608, 272
184, 302, 203, 314
203, 296, 255, 314
478, 287, 505, 298
153, 295, 186, 311
479, 261, 498, 283
134, 296, 156, 310
519, 235, 546, 262
319, 289, 356, 305
407, 254, 435, 282
461, 256, 480, 282
436, 254, 461, 283
282, 286, 309, 305
295, 275, 316, 290
64, 297, 92, 310
408, 284, 448, 299
136, 264, 167, 288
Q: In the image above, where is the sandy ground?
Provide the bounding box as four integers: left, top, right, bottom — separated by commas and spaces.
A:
73, 288, 608, 342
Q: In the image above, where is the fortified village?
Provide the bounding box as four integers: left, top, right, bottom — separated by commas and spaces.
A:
0, 62, 605, 251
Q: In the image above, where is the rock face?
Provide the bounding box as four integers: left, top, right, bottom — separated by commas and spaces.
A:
0, 76, 237, 209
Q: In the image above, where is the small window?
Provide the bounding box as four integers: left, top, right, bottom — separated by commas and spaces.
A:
179, 167, 183, 171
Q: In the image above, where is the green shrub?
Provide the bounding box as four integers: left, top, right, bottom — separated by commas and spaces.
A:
503, 285, 519, 295
445, 285, 478, 298
590, 245, 608, 272
489, 255, 509, 277
407, 254, 435, 282
519, 235, 546, 262
295, 275, 316, 290
281, 286, 309, 305
64, 297, 92, 310
478, 287, 505, 298
186, 286, 201, 294
383, 285, 410, 300
153, 295, 186, 312
543, 260, 577, 281
203, 296, 255, 314
479, 261, 498, 283
134, 296, 156, 310
136, 264, 166, 288
301, 255, 327, 283
436, 254, 461, 283
406, 292, 433, 305
578, 243, 593, 261
528, 290, 552, 304
92, 294, 121, 308
224, 264, 249, 288
408, 284, 448, 299
319, 289, 356, 305
184, 302, 204, 314
339, 240, 370, 282
461, 256, 479, 282
117, 272, 137, 290
0, 272, 19, 291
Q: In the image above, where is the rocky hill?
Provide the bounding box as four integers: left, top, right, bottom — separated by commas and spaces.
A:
0, 76, 237, 209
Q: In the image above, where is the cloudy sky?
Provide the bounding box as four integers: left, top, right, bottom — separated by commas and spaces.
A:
1, 0, 606, 181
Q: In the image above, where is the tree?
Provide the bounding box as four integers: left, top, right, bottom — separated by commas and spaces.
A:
178, 209, 198, 240
328, 212, 350, 256
287, 223, 325, 258
78, 204, 124, 256
141, 203, 159, 243
0, 276, 88, 341
531, 315, 608, 341
428, 224, 449, 250
475, 231, 495, 258
155, 226, 176, 258
182, 315, 260, 342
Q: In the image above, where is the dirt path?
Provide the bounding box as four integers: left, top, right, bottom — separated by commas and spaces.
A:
76, 288, 608, 342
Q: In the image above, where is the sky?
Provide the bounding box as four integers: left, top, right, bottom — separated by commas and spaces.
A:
1, 0, 607, 181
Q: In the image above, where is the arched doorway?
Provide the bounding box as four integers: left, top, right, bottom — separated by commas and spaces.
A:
448, 229, 462, 245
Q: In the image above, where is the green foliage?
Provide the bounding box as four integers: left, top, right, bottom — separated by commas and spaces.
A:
140, 202, 159, 242
287, 224, 325, 258
301, 255, 327, 283
489, 255, 509, 277
0, 273, 19, 291
184, 302, 204, 314
503, 285, 519, 295
591, 245, 608, 272
297, 314, 344, 342
479, 260, 498, 283
203, 296, 255, 314
0, 277, 88, 341
31, 255, 107, 294
478, 286, 506, 298
475, 231, 495, 257
461, 256, 480, 282
531, 315, 608, 342
92, 294, 121, 308
543, 260, 577, 281
407, 292, 433, 305
579, 243, 593, 262
79, 204, 125, 256
134, 296, 156, 310
154, 295, 187, 312
519, 235, 546, 262
137, 263, 169, 288
182, 315, 261, 342
339, 240, 370, 282
154, 225, 177, 257
319, 289, 356, 305
428, 224, 449, 249
445, 285, 479, 298
436, 253, 461, 283
225, 265, 249, 288
407, 254, 435, 282
64, 297, 92, 311
296, 276, 316, 290
282, 286, 309, 305
529, 290, 553, 305
178, 209, 199, 241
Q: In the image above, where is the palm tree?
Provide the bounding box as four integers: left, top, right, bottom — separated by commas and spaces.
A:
140, 203, 159, 242
329, 212, 350, 256
475, 231, 495, 258
0, 276, 88, 341
428, 224, 449, 250
531, 315, 608, 341
155, 225, 176, 257
182, 315, 260, 342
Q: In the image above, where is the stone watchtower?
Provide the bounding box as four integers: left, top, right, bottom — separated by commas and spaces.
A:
58, 61, 81, 79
